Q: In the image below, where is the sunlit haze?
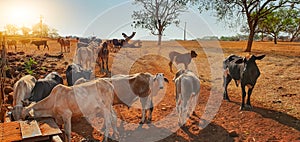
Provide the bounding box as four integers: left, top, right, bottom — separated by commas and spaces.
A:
0, 0, 239, 40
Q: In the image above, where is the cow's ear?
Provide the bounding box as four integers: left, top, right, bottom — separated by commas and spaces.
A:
164, 77, 169, 83
255, 55, 265, 60
234, 58, 244, 64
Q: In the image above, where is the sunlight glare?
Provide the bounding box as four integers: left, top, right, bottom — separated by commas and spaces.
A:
7, 5, 35, 27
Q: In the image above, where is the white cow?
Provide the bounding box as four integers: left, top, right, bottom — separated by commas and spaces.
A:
173, 69, 200, 125
22, 79, 119, 142
105, 72, 169, 124
76, 41, 99, 70
12, 75, 36, 120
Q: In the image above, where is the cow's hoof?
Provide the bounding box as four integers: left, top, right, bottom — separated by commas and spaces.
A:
240, 106, 244, 111
223, 98, 231, 102
146, 119, 152, 124
245, 104, 253, 110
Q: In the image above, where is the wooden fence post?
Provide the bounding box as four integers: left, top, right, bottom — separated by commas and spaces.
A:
0, 31, 7, 117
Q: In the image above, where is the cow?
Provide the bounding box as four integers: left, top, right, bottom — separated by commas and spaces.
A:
105, 72, 169, 124
19, 39, 31, 48
97, 42, 109, 73
76, 40, 99, 70
168, 50, 198, 73
107, 39, 125, 53
11, 75, 37, 120
66, 63, 92, 86
21, 79, 119, 142
223, 54, 266, 110
57, 37, 71, 53
7, 40, 17, 51
27, 72, 63, 102
173, 69, 200, 126
31, 40, 49, 50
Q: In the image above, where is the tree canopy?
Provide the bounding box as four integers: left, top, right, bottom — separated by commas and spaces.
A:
196, 0, 300, 52
132, 0, 194, 45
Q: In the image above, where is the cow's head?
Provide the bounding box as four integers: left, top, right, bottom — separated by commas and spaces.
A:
191, 50, 198, 58
154, 73, 169, 89
173, 69, 186, 82
11, 105, 24, 121
236, 54, 265, 72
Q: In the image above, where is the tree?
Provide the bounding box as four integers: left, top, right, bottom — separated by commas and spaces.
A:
284, 9, 300, 41
4, 24, 19, 35
258, 8, 292, 44
132, 0, 194, 45
32, 23, 49, 37
21, 26, 31, 37
48, 28, 60, 38
196, 0, 300, 52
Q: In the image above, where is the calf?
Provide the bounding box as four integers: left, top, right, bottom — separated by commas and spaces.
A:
97, 42, 109, 73
66, 63, 92, 86
7, 40, 17, 51
31, 40, 49, 50
173, 69, 200, 125
20, 39, 31, 47
57, 37, 71, 53
223, 54, 265, 110
169, 50, 198, 72
12, 75, 37, 120
28, 72, 63, 102
105, 72, 169, 124
22, 79, 119, 142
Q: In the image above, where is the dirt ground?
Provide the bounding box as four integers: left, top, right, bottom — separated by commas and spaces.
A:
1, 39, 300, 142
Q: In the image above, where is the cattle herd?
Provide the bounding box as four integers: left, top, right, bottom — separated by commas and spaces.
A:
2, 33, 266, 142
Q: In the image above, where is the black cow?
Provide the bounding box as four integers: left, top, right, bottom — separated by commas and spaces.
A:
223, 54, 265, 110
66, 63, 92, 86
31, 40, 49, 50
28, 72, 63, 102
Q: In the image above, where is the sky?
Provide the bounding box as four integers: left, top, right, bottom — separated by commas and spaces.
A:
0, 0, 240, 40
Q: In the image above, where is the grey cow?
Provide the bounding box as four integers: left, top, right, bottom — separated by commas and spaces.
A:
223, 54, 265, 110
173, 69, 200, 125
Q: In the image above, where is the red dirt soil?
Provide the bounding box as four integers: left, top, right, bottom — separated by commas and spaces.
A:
1, 39, 300, 142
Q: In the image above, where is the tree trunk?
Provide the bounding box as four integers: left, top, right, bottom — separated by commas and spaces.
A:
261, 32, 264, 41
245, 29, 255, 52
158, 34, 162, 45
274, 36, 277, 44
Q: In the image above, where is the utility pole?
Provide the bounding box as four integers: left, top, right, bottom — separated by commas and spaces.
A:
184, 22, 186, 41
40, 15, 43, 39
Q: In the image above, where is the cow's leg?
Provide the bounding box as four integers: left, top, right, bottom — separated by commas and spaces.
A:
240, 85, 246, 110
168, 61, 173, 73
105, 59, 109, 73
139, 97, 148, 124
223, 74, 232, 101
62, 113, 72, 142
246, 87, 254, 109
37, 45, 40, 50
110, 108, 119, 139
147, 99, 154, 123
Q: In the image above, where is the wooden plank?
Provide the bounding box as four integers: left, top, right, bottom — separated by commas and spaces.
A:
52, 135, 63, 142
38, 118, 62, 136
20, 120, 42, 139
0, 121, 22, 142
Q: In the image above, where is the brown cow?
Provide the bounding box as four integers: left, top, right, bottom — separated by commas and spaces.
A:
7, 40, 17, 51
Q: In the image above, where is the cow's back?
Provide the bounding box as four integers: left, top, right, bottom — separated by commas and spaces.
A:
13, 75, 36, 106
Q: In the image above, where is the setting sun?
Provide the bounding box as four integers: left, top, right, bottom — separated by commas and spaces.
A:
7, 5, 35, 27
